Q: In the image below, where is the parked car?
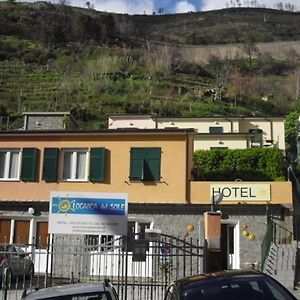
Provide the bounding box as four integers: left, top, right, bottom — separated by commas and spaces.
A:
22, 279, 119, 300
164, 270, 297, 300
0, 244, 34, 280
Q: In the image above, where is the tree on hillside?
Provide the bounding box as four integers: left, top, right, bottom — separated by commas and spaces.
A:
59, 0, 70, 5
285, 3, 295, 11
285, 111, 299, 163
242, 37, 259, 68
276, 2, 283, 10
285, 48, 300, 65
286, 67, 300, 102
116, 16, 134, 38
85, 1, 94, 9
143, 42, 173, 76
0, 104, 7, 116
229, 68, 243, 106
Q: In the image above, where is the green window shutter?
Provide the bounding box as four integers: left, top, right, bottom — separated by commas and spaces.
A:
130, 148, 146, 181
42, 148, 58, 182
21, 148, 38, 182
89, 148, 106, 182
144, 148, 161, 182
209, 126, 223, 134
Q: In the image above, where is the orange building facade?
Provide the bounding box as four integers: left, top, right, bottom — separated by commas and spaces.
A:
0, 128, 294, 271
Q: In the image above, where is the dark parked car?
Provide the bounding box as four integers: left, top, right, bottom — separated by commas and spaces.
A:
0, 244, 34, 280
164, 270, 297, 300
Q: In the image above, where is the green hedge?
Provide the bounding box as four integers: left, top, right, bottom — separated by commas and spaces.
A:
193, 148, 286, 181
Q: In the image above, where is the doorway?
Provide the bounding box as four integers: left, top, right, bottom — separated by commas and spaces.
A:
221, 221, 240, 270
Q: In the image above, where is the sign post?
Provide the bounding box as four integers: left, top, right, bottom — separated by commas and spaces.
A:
48, 191, 128, 235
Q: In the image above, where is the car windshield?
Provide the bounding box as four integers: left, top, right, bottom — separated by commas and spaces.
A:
181, 275, 295, 300
34, 291, 112, 300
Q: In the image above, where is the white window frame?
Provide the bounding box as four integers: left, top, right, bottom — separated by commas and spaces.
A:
128, 217, 154, 239
61, 148, 89, 181
0, 149, 21, 181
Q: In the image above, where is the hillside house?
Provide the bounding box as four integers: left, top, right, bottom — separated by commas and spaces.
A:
108, 115, 285, 151
23, 112, 78, 130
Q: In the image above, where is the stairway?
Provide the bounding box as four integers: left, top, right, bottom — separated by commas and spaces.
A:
295, 246, 300, 287
263, 241, 297, 289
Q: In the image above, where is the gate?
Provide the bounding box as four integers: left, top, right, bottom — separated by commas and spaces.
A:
49, 233, 206, 300
1, 234, 206, 300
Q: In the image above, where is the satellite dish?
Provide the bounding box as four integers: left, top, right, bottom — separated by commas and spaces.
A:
213, 193, 223, 205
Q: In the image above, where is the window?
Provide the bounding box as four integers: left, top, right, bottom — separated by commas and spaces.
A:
85, 235, 114, 251
0, 149, 20, 180
62, 149, 88, 180
209, 126, 223, 134
130, 148, 161, 182
127, 220, 152, 242
126, 220, 152, 257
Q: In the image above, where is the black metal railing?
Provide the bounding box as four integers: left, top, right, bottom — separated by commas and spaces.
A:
261, 221, 274, 270
261, 219, 294, 270
0, 234, 206, 300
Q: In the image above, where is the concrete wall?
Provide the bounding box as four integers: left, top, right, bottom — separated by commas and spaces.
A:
108, 116, 156, 129
195, 135, 249, 150
26, 116, 65, 130
157, 119, 236, 133
177, 41, 300, 64
24, 114, 78, 130
129, 204, 293, 270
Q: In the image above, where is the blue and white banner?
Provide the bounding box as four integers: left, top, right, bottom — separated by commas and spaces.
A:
49, 192, 128, 235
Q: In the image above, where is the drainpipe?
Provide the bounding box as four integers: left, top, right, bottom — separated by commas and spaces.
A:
24, 115, 28, 130
186, 130, 192, 204
225, 118, 233, 132
265, 118, 274, 145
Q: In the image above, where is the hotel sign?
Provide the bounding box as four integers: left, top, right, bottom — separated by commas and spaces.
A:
49, 191, 128, 235
211, 184, 271, 201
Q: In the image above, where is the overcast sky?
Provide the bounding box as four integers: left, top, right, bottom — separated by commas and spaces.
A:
15, 0, 300, 14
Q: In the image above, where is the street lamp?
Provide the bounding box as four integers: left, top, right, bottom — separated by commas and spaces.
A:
211, 193, 223, 212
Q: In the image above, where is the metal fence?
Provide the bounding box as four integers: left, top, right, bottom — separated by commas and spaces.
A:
261, 219, 294, 271
1, 233, 206, 300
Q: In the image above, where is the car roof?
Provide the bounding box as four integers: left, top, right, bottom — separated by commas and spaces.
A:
174, 270, 266, 287
23, 283, 110, 300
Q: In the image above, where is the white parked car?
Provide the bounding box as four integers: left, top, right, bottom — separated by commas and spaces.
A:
22, 279, 119, 300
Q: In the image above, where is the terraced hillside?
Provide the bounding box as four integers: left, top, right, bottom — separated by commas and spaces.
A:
0, 2, 299, 127
0, 61, 63, 112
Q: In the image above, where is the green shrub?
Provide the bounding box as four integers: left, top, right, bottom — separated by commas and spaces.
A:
193, 148, 286, 181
